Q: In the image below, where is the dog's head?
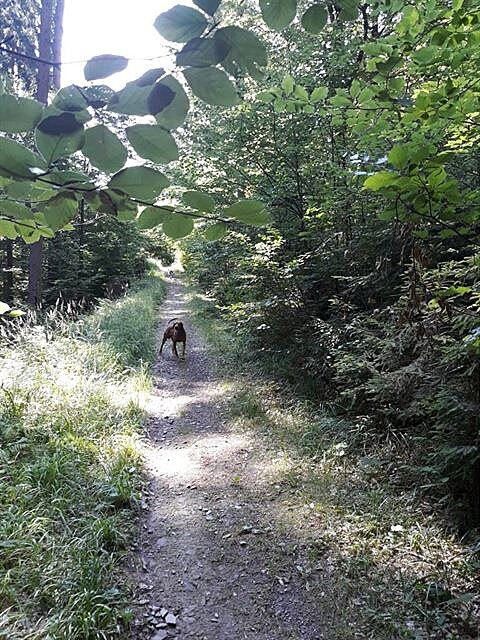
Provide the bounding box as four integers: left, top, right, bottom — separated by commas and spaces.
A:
173, 321, 184, 331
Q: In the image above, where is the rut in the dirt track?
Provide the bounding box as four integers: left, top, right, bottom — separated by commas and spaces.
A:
128, 277, 332, 640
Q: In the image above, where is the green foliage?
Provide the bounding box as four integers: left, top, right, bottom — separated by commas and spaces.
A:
183, 66, 239, 106
137, 205, 173, 229
0, 93, 43, 132
0, 136, 46, 178
83, 54, 129, 81
150, 76, 188, 129
225, 199, 271, 225
193, 0, 220, 16
109, 166, 169, 202
0, 268, 165, 637
260, 0, 297, 31
204, 221, 227, 240
182, 190, 215, 212
163, 212, 195, 238
154, 5, 208, 43
301, 5, 328, 33
83, 124, 128, 173
126, 124, 179, 164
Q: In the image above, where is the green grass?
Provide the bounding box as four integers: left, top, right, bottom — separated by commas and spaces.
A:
0, 265, 165, 639
187, 285, 480, 640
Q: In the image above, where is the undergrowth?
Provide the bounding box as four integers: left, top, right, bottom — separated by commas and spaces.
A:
187, 283, 480, 640
0, 265, 165, 639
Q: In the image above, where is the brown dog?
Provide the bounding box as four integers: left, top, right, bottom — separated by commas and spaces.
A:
160, 318, 186, 358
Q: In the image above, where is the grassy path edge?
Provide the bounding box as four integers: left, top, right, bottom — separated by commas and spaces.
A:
186, 283, 480, 640
0, 265, 165, 639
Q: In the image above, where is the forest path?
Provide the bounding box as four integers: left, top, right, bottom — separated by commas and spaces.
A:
129, 276, 331, 640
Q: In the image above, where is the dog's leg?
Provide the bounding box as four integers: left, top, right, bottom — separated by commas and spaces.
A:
160, 337, 167, 354
173, 340, 179, 357
182, 339, 186, 358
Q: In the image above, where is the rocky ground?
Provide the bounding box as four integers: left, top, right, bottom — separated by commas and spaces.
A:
127, 277, 334, 640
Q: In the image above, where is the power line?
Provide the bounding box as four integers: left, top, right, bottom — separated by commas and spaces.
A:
0, 43, 174, 68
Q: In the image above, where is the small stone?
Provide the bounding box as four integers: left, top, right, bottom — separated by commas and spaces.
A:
165, 612, 177, 625
183, 580, 196, 592
152, 631, 168, 640
160, 608, 168, 618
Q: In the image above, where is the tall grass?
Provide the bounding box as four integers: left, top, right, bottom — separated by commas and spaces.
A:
187, 285, 480, 639
0, 266, 165, 639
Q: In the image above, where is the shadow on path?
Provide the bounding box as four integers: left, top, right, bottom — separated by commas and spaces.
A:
128, 277, 333, 640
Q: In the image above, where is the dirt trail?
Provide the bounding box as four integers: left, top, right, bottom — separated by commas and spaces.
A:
129, 277, 331, 640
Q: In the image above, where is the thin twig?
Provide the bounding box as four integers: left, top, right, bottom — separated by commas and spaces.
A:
0, 44, 174, 68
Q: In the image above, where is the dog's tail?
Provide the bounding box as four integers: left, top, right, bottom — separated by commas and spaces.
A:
167, 317, 179, 325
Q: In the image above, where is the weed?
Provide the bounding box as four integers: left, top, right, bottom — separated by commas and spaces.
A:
188, 284, 480, 640
0, 265, 165, 639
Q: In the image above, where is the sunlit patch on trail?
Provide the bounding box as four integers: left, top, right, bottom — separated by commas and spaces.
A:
142, 433, 250, 482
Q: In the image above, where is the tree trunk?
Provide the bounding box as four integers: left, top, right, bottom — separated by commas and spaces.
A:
27, 0, 64, 306
52, 0, 65, 90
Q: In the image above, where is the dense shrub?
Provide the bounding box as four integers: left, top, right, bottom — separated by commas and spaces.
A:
185, 228, 480, 525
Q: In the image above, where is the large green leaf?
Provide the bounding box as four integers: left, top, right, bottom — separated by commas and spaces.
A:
81, 85, 115, 109
42, 194, 78, 231
388, 145, 410, 169
106, 68, 166, 115
52, 85, 88, 111
0, 137, 47, 179
108, 83, 153, 116
152, 76, 189, 129
260, 0, 297, 31
176, 37, 230, 68
301, 5, 328, 33
116, 200, 139, 221
96, 188, 138, 219
134, 68, 166, 87
148, 83, 175, 115
163, 212, 194, 238
6, 181, 35, 199
0, 200, 32, 219
338, 0, 359, 21
126, 125, 179, 164
37, 112, 84, 135
0, 94, 43, 133
193, 0, 220, 15
109, 166, 169, 201
310, 86, 328, 102
83, 124, 128, 173
84, 54, 129, 81
412, 46, 438, 65
183, 67, 239, 106
0, 220, 19, 239
225, 199, 271, 225
137, 205, 174, 229
41, 170, 94, 189
204, 221, 227, 240
154, 5, 207, 42
182, 190, 215, 212
363, 171, 398, 191
35, 127, 85, 164
215, 27, 267, 79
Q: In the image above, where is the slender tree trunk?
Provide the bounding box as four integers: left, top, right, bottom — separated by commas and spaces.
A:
27, 0, 64, 306
52, 0, 65, 90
